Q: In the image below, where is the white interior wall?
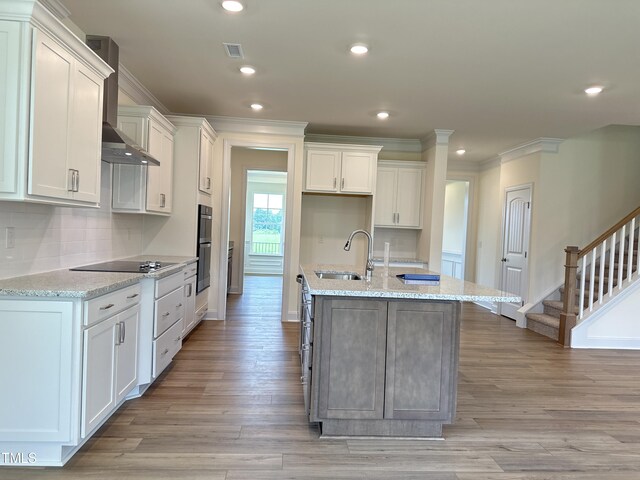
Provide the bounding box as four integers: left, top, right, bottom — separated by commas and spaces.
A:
442, 181, 467, 254
300, 194, 370, 268
474, 163, 501, 288
0, 163, 144, 279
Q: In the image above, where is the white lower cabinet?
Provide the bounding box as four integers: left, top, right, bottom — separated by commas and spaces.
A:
183, 273, 197, 335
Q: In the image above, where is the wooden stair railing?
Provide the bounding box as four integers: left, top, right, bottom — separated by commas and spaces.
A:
559, 206, 640, 346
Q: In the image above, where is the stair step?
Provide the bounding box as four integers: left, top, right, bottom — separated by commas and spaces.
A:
543, 300, 577, 316
526, 313, 559, 341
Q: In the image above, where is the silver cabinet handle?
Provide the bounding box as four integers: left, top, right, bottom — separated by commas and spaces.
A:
75, 171, 80, 192
341, 178, 345, 189
68, 169, 74, 192
161, 348, 169, 356
175, 335, 181, 343
126, 293, 139, 299
206, 177, 211, 189
100, 303, 115, 311
162, 312, 171, 317
177, 303, 183, 308
397, 212, 400, 224
160, 193, 166, 208
115, 322, 121, 346
333, 177, 337, 189
121, 320, 126, 343
188, 284, 193, 297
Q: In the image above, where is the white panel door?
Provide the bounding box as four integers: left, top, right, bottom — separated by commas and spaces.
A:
500, 185, 532, 320
29, 29, 72, 200
396, 167, 423, 227
341, 151, 374, 194
374, 167, 397, 226
305, 150, 340, 192
81, 316, 117, 437
115, 306, 139, 403
68, 64, 103, 203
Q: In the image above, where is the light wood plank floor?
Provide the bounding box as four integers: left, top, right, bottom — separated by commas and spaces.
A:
6, 275, 640, 479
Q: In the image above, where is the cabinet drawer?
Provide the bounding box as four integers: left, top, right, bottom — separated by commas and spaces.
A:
84, 284, 141, 327
154, 287, 184, 338
152, 319, 183, 378
155, 270, 184, 298
183, 263, 197, 279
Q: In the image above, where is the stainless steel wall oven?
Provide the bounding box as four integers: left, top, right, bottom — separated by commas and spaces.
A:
197, 205, 212, 293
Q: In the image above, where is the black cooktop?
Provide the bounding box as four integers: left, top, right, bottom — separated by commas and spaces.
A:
70, 260, 177, 273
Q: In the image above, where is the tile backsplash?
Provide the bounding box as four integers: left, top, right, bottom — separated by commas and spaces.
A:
0, 164, 144, 279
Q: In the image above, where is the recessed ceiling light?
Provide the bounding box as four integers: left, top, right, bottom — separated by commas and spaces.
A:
377, 111, 389, 120
239, 65, 256, 75
222, 1, 244, 12
141, 160, 148, 164
456, 149, 466, 155
125, 152, 132, 156
350, 43, 369, 55
250, 103, 263, 111
585, 86, 603, 96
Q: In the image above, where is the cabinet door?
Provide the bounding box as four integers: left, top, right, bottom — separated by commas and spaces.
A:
115, 306, 139, 403
146, 120, 173, 214
198, 129, 214, 194
305, 150, 340, 192
145, 119, 165, 212
340, 151, 375, 194
112, 164, 146, 211
0, 21, 22, 195
385, 301, 458, 421
183, 275, 197, 335
374, 167, 397, 226
29, 29, 73, 200
317, 298, 387, 419
81, 316, 117, 437
68, 63, 103, 203
396, 167, 423, 228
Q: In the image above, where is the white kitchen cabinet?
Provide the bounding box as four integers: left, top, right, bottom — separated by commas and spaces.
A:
183, 272, 197, 335
111, 106, 176, 215
0, 6, 112, 206
304, 143, 382, 195
375, 161, 424, 228
199, 126, 215, 194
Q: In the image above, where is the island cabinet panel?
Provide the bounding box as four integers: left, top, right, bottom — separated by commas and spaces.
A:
384, 301, 458, 421
317, 299, 387, 419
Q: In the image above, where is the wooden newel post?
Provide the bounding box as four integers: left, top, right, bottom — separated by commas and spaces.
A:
558, 246, 579, 347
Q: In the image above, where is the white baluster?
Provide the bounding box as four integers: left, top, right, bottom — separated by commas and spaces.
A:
579, 256, 586, 319
598, 240, 606, 305
628, 218, 635, 283
618, 225, 626, 291
637, 216, 640, 281
608, 231, 616, 298
589, 248, 596, 312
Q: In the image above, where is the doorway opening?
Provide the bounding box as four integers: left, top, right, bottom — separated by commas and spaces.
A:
442, 180, 470, 280
225, 147, 288, 321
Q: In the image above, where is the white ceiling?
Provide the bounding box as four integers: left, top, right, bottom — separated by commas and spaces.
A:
60, 0, 640, 162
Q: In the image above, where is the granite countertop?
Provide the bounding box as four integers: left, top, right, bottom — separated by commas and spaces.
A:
300, 263, 520, 303
0, 255, 198, 299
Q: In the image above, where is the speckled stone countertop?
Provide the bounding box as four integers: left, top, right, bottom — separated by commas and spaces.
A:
300, 263, 520, 302
0, 255, 198, 298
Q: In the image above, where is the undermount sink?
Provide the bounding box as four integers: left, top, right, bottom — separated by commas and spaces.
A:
315, 271, 362, 280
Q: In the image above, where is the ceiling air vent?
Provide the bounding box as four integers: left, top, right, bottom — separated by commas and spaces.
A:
223, 43, 244, 59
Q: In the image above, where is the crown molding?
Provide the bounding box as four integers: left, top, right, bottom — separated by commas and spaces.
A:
40, 0, 70, 20
304, 134, 421, 153
118, 64, 170, 115
305, 142, 383, 153
206, 116, 307, 137
500, 137, 564, 164
420, 129, 455, 150
480, 156, 502, 171
447, 159, 482, 172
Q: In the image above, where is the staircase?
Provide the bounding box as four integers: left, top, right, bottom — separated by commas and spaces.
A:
526, 207, 640, 344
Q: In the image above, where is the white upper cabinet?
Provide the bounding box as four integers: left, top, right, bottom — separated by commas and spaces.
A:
112, 106, 176, 215
198, 126, 215, 194
304, 143, 382, 195
374, 161, 424, 229
0, 5, 112, 206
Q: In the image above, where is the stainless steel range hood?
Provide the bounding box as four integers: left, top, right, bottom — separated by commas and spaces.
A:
86, 35, 160, 166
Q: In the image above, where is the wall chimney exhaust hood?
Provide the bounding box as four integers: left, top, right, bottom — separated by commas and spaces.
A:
86, 35, 160, 166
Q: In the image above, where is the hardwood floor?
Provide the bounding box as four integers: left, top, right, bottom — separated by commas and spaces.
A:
6, 275, 640, 479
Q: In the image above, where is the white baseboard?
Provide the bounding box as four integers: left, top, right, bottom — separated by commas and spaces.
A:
285, 310, 300, 322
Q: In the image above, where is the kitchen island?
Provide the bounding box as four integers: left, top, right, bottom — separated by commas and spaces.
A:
299, 264, 519, 437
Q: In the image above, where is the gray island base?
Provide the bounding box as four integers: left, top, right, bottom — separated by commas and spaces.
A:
299, 264, 520, 438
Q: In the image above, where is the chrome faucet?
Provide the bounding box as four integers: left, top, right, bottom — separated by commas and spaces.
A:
344, 229, 374, 280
